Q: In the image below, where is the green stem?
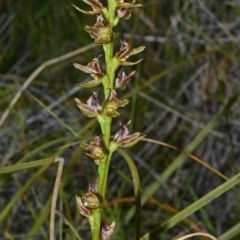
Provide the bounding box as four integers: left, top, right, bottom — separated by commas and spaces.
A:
98, 2, 117, 199
108, 0, 118, 24
89, 210, 101, 240
92, 2, 119, 239
98, 152, 113, 200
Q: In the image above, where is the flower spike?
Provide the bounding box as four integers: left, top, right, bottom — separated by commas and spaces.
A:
75, 92, 102, 117
103, 89, 129, 117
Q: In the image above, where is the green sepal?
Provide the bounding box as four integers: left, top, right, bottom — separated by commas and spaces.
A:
78, 78, 102, 88
121, 58, 144, 66
118, 3, 143, 8
71, 4, 97, 15
118, 135, 145, 147
129, 46, 145, 56
80, 142, 91, 151
74, 63, 92, 73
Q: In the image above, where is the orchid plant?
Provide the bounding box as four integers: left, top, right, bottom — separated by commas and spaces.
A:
72, 0, 144, 239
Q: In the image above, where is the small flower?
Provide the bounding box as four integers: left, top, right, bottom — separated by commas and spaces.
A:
115, 38, 145, 66
112, 120, 145, 148
101, 221, 116, 240
116, 0, 143, 20
103, 89, 128, 118
76, 186, 101, 217
74, 57, 104, 88
80, 136, 105, 165
84, 14, 112, 44
115, 67, 136, 89
76, 195, 92, 217
72, 0, 103, 15
75, 92, 102, 117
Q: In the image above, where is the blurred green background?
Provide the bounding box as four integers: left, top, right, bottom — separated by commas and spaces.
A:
1, 0, 240, 239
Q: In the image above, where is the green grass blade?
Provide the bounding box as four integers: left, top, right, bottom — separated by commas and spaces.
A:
0, 157, 54, 174
125, 90, 240, 222
117, 149, 141, 240
27, 196, 52, 239
123, 50, 217, 100
140, 172, 240, 239
26, 91, 78, 136
0, 43, 96, 128
0, 164, 50, 223
17, 135, 88, 164
218, 221, 240, 240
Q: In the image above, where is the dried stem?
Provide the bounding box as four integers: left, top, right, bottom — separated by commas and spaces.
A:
50, 157, 65, 240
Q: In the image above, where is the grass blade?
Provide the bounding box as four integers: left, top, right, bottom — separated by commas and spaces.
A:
140, 172, 240, 239
0, 157, 54, 174
117, 149, 141, 240
218, 221, 240, 240
125, 90, 240, 222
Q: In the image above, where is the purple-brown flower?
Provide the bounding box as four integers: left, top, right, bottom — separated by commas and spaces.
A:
112, 120, 144, 147
75, 92, 102, 117
115, 67, 136, 89
74, 57, 104, 88
84, 14, 112, 44
76, 186, 101, 217
103, 89, 128, 117
101, 221, 116, 240
80, 136, 105, 165
116, 0, 143, 20
115, 38, 145, 66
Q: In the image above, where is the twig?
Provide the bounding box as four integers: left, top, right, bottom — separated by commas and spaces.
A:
50, 157, 65, 240
175, 232, 217, 240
